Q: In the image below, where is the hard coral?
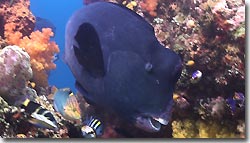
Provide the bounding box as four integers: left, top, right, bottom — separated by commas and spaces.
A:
0, 45, 32, 104
140, 0, 158, 17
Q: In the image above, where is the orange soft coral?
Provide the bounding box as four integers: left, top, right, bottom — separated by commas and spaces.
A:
140, 0, 158, 17
4, 22, 23, 45
6, 28, 59, 87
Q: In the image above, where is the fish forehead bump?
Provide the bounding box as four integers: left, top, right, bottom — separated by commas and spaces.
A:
64, 2, 154, 53
64, 1, 158, 93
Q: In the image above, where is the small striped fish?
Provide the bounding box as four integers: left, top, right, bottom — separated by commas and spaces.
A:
81, 117, 103, 138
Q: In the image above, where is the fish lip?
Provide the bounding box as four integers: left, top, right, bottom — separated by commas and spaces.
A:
134, 101, 173, 132
135, 114, 169, 132
148, 117, 161, 132
152, 117, 168, 125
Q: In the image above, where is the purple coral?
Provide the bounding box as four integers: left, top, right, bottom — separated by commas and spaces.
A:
0, 45, 32, 103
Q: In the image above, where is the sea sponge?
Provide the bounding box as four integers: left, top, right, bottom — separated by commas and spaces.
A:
140, 0, 158, 17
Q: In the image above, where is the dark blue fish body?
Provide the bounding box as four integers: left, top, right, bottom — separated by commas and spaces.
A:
34, 17, 56, 35
64, 2, 182, 132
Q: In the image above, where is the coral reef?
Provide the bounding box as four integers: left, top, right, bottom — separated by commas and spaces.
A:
0, 0, 245, 138
172, 119, 240, 138
1, 0, 59, 88
0, 96, 20, 138
81, 0, 245, 138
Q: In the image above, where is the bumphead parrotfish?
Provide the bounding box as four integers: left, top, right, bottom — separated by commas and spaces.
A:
64, 2, 182, 132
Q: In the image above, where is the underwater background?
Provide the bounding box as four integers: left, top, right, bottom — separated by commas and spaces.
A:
0, 0, 246, 139
30, 0, 82, 92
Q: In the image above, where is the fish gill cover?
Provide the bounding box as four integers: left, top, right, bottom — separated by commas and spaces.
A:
0, 0, 246, 138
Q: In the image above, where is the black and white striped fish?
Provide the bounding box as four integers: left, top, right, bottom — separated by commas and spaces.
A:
81, 116, 103, 138
21, 98, 58, 130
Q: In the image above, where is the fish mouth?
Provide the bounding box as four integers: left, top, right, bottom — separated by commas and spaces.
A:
134, 100, 173, 132
152, 116, 168, 125
134, 115, 169, 132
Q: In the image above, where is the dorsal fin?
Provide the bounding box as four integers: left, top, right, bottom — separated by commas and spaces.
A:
74, 23, 105, 78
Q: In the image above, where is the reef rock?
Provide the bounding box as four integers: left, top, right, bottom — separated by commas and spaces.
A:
0, 45, 32, 104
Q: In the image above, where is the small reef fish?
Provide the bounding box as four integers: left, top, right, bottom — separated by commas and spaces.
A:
53, 88, 82, 121
233, 92, 244, 102
226, 92, 245, 113
185, 60, 195, 66
64, 2, 182, 132
81, 117, 103, 138
20, 98, 58, 130
16, 134, 27, 138
191, 70, 202, 83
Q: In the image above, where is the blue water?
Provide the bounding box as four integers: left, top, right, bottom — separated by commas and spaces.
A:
30, 0, 83, 92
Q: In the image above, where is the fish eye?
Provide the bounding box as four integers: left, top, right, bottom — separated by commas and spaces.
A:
145, 62, 153, 73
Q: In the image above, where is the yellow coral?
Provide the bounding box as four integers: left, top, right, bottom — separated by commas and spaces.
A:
125, 1, 137, 10
172, 119, 197, 138
172, 119, 241, 138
